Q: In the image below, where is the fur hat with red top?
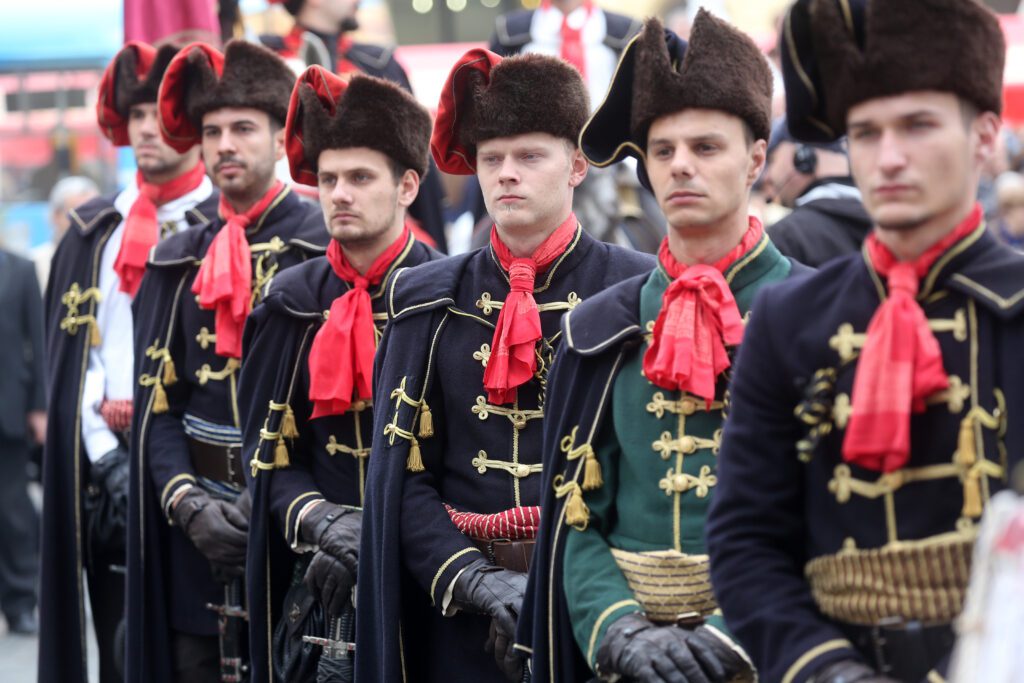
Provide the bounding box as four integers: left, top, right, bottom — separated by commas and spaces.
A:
97, 42, 180, 146
285, 65, 433, 186
157, 39, 295, 152
430, 48, 590, 175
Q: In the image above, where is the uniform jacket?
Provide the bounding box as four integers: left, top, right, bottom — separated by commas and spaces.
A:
125, 186, 326, 683
356, 228, 653, 682
38, 191, 217, 683
706, 226, 1024, 683
240, 234, 439, 683
488, 8, 640, 58
769, 179, 872, 268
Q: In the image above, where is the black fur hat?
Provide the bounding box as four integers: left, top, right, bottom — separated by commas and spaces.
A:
286, 67, 432, 185
782, 0, 1005, 143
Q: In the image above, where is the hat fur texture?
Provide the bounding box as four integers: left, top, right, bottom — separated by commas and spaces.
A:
113, 44, 178, 115
631, 12, 773, 144
299, 74, 432, 178
458, 52, 589, 150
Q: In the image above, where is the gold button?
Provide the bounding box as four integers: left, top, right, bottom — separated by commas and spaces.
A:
512, 414, 527, 429
515, 464, 531, 478
679, 436, 696, 453
681, 399, 697, 416
672, 474, 689, 492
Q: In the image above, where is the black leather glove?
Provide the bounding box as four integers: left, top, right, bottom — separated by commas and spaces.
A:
299, 503, 361, 617
451, 557, 527, 681
171, 487, 248, 578
811, 659, 899, 683
91, 447, 130, 502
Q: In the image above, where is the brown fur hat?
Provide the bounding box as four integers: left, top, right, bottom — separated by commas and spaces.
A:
431, 49, 589, 174
286, 67, 432, 185
631, 12, 772, 144
783, 0, 1005, 142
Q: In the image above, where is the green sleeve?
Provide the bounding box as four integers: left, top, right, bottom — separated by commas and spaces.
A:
562, 416, 642, 670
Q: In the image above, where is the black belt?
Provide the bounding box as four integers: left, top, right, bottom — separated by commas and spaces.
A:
187, 436, 245, 486
471, 538, 536, 573
840, 619, 955, 681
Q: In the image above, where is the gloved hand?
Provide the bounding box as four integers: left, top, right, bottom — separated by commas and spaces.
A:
596, 613, 748, 683
91, 446, 130, 502
171, 487, 248, 578
811, 659, 900, 683
451, 557, 527, 681
299, 503, 361, 617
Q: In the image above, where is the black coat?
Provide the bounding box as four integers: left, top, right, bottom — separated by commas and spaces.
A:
37, 191, 217, 683
0, 249, 45, 439
707, 227, 1024, 683
125, 187, 327, 683
768, 180, 873, 267
240, 236, 440, 683
488, 8, 640, 57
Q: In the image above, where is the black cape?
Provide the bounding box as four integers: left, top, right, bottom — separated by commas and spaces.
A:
240, 236, 439, 683
125, 187, 326, 683
38, 190, 217, 683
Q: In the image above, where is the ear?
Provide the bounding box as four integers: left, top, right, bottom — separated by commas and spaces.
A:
397, 169, 421, 209
747, 138, 768, 187
273, 123, 287, 162
568, 145, 589, 189
973, 111, 1001, 169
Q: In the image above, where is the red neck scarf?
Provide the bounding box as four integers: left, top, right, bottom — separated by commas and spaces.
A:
544, 0, 592, 78
842, 204, 982, 472
308, 227, 411, 418
483, 214, 578, 405
114, 162, 206, 297
192, 182, 284, 359
643, 218, 763, 405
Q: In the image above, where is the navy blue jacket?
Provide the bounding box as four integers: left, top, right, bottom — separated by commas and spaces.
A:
707, 226, 1024, 683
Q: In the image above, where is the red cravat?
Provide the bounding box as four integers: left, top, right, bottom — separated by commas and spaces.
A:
308, 227, 411, 418
642, 218, 763, 406
545, 0, 592, 78
114, 163, 206, 297
484, 214, 578, 405
192, 182, 284, 359
842, 205, 982, 472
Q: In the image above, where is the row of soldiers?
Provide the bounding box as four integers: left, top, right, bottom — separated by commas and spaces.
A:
37, 0, 1024, 682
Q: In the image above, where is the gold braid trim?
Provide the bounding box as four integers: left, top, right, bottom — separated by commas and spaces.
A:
561, 426, 601, 491
553, 475, 589, 530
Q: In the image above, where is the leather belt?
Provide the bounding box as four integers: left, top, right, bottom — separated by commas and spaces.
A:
471, 538, 536, 573
187, 436, 245, 486
840, 618, 955, 682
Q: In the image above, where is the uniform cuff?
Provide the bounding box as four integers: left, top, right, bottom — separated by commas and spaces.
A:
161, 474, 197, 517
429, 546, 482, 607
586, 600, 643, 668
782, 638, 858, 683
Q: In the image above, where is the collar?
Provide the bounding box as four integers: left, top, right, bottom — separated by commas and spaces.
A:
113, 175, 215, 224
485, 224, 592, 294
795, 177, 861, 206
561, 271, 647, 356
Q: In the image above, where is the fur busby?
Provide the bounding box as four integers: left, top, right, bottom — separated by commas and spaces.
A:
285, 66, 432, 186
783, 0, 1005, 143
96, 42, 179, 146
431, 48, 589, 175
158, 40, 295, 152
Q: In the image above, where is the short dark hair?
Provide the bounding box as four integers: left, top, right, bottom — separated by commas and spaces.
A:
283, 0, 304, 15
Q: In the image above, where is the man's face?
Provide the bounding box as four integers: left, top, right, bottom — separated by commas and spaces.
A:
128, 103, 193, 179
320, 0, 359, 26
847, 91, 995, 231
762, 140, 809, 208
201, 107, 284, 204
645, 109, 765, 232
317, 147, 417, 246
476, 132, 587, 235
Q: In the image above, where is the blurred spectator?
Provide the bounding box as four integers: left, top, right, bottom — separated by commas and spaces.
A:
33, 176, 99, 290
979, 127, 1019, 222
762, 117, 872, 267
0, 247, 45, 635
994, 171, 1024, 250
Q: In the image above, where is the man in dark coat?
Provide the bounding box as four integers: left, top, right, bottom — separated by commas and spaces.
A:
239, 64, 441, 682
0, 248, 44, 636
763, 117, 872, 267
125, 40, 326, 683
706, 1, 1024, 682
38, 41, 218, 683
260, 0, 449, 252
518, 14, 811, 682
356, 48, 653, 683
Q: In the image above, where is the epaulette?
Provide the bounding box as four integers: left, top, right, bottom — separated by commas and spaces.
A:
386, 251, 475, 322
561, 272, 646, 356
946, 234, 1024, 319
67, 194, 120, 236
261, 257, 331, 320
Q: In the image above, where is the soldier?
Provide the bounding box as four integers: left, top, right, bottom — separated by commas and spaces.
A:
706, 1, 1023, 682
240, 64, 441, 682
518, 13, 811, 682
261, 0, 449, 252
125, 40, 326, 683
39, 42, 218, 683
355, 49, 653, 682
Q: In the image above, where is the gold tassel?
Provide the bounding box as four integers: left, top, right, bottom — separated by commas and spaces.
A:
162, 356, 178, 386
962, 472, 983, 518
955, 414, 983, 518
955, 415, 977, 467
274, 437, 290, 468
564, 486, 590, 528
418, 402, 434, 438
582, 449, 603, 491
406, 438, 425, 472
90, 321, 102, 347
152, 381, 169, 414
281, 405, 299, 439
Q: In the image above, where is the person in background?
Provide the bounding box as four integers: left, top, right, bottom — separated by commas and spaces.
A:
993, 171, 1024, 250
34, 176, 99, 289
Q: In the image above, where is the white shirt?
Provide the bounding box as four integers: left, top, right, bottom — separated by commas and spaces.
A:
521, 5, 618, 109
80, 175, 214, 463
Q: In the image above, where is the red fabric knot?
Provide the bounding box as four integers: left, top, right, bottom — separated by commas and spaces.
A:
114, 162, 207, 297
307, 226, 412, 418
192, 181, 284, 359
842, 204, 983, 472
483, 214, 578, 405
642, 218, 763, 406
